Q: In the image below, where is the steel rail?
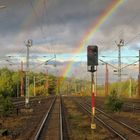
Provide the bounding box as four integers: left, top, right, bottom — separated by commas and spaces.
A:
61, 96, 70, 140
74, 99, 127, 140
13, 96, 52, 107
33, 96, 56, 140
84, 101, 140, 136
96, 107, 140, 135
60, 96, 63, 140
124, 103, 140, 111
85, 99, 140, 136
87, 96, 140, 112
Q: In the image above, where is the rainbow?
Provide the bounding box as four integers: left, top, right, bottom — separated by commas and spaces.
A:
60, 0, 124, 83
18, 0, 124, 88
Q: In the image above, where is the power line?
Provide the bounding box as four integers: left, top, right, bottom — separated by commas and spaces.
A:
28, 0, 45, 38
40, 0, 47, 39
121, 60, 139, 70
115, 4, 140, 40
28, 0, 56, 61
29, 55, 56, 71
101, 55, 138, 58
104, 5, 140, 48
125, 33, 140, 46
42, 0, 47, 37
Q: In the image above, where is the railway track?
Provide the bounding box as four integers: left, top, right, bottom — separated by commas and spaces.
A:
83, 96, 140, 113
123, 103, 140, 113
13, 96, 53, 108
32, 96, 67, 140
73, 97, 140, 140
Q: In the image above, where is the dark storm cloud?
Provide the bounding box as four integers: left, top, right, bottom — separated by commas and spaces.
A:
0, 0, 30, 34
1, 0, 140, 69
0, 0, 112, 34
45, 0, 111, 24
0, 0, 113, 57
1, 0, 140, 37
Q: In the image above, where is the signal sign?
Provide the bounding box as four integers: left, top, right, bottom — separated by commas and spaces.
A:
87, 45, 98, 66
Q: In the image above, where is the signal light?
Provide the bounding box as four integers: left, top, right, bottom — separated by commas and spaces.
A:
87, 45, 98, 66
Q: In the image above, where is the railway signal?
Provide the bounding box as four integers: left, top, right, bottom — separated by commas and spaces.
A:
87, 45, 98, 72
87, 45, 98, 130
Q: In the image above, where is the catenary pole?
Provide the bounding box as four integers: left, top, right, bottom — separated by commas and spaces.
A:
25, 40, 32, 107
138, 50, 140, 98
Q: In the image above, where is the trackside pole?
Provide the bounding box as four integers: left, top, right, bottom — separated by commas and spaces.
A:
138, 50, 140, 98
91, 71, 96, 129
87, 45, 98, 131
25, 39, 32, 108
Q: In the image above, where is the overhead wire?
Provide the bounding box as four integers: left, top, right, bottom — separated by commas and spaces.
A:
117, 5, 140, 45
42, 0, 55, 59
27, 0, 50, 73
28, 0, 45, 39
100, 2, 140, 50
99, 2, 140, 81
0, 1, 26, 70
125, 33, 140, 46
28, 0, 55, 62
27, 0, 58, 77
44, 2, 55, 59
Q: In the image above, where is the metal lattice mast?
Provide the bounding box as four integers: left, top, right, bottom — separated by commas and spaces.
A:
105, 63, 109, 96
33, 76, 36, 96
25, 40, 32, 107
20, 61, 24, 97
118, 39, 124, 82
138, 50, 140, 98
116, 39, 124, 95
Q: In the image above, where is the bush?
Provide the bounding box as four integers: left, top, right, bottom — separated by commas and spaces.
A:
105, 89, 124, 112
0, 96, 13, 117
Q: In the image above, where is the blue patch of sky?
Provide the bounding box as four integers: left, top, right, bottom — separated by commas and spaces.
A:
33, 37, 55, 45
99, 45, 139, 65
56, 52, 87, 62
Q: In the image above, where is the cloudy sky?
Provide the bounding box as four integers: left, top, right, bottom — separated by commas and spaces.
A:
0, 0, 140, 83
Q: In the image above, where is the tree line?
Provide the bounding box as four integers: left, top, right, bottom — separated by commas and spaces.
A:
0, 67, 57, 97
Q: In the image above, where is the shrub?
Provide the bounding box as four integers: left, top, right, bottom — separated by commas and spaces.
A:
105, 89, 124, 112
0, 96, 13, 117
